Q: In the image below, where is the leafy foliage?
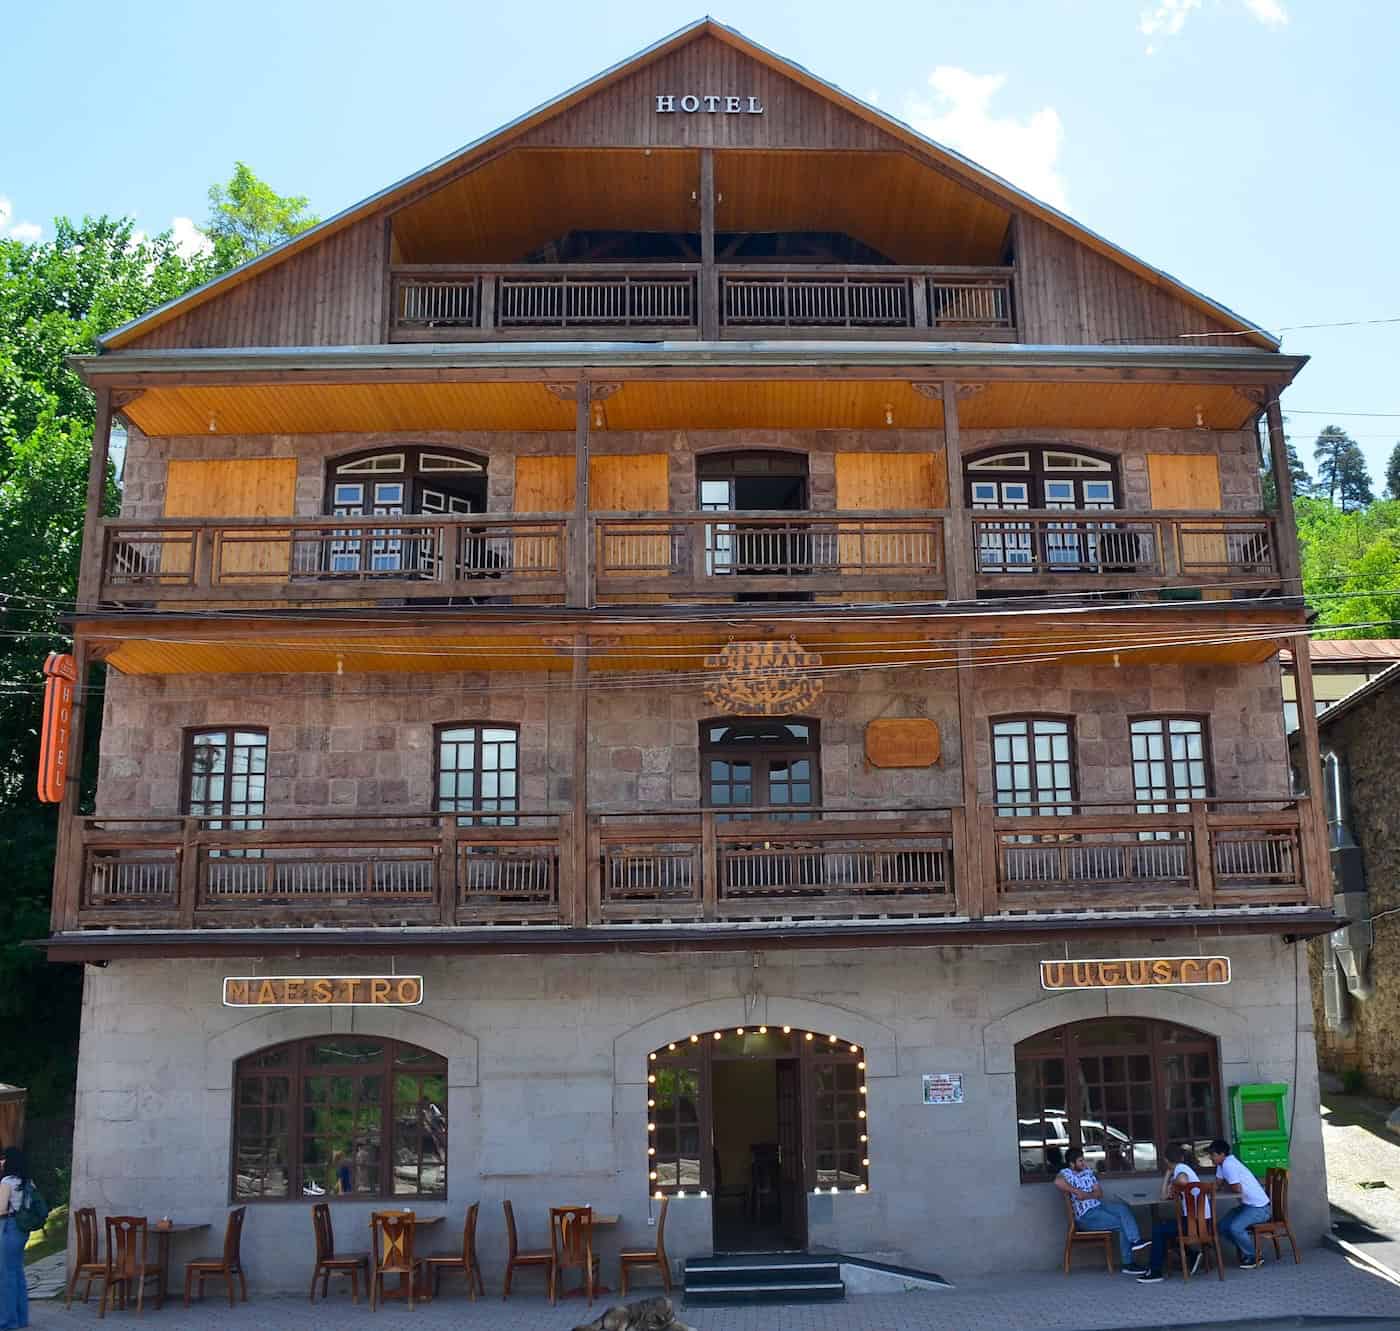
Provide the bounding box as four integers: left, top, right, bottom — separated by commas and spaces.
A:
1296, 496, 1400, 637
1312, 424, 1374, 513
1386, 443, 1400, 501
202, 162, 319, 271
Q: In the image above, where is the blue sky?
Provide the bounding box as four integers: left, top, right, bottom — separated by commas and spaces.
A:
4, 0, 1396, 480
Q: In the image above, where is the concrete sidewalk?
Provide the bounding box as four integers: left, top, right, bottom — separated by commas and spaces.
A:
1323, 1092, 1400, 1284
28, 1246, 1400, 1330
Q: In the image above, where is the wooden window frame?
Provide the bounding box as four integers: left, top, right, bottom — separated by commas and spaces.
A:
434, 721, 521, 822
1014, 1018, 1222, 1183
964, 444, 1121, 508
1128, 714, 1214, 809
181, 726, 269, 821
990, 713, 1078, 813
325, 445, 487, 516
230, 1035, 448, 1203
699, 717, 822, 816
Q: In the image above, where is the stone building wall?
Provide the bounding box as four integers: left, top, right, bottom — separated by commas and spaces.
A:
69, 933, 1326, 1289
1307, 686, 1400, 1098
95, 659, 1286, 819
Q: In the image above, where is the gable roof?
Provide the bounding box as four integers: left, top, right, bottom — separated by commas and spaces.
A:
100, 18, 1279, 352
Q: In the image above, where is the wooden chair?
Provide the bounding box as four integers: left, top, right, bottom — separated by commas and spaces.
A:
65, 1206, 106, 1309
1249, 1168, 1301, 1264
1061, 1193, 1115, 1274
1172, 1178, 1226, 1281
309, 1201, 370, 1304
425, 1202, 484, 1299
502, 1199, 554, 1300
183, 1206, 248, 1306
550, 1206, 600, 1306
98, 1216, 163, 1317
620, 1196, 671, 1296
370, 1210, 426, 1312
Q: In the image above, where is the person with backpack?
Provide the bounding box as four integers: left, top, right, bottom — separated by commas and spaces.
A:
0, 1146, 43, 1329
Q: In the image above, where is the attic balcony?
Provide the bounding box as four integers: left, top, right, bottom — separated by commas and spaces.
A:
53, 799, 1321, 946
387, 263, 1017, 343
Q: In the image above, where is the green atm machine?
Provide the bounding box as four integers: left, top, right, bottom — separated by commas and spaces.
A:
1228, 1083, 1290, 1173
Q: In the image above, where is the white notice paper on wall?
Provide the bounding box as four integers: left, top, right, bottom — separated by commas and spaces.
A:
922, 1073, 963, 1105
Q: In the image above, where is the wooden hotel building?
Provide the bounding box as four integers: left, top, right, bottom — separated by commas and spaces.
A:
50, 20, 1336, 1284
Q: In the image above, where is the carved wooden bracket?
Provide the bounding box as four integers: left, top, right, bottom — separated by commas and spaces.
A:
110, 390, 145, 410
911, 383, 985, 401
544, 382, 623, 403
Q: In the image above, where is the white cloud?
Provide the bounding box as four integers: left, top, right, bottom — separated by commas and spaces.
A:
0, 195, 42, 244
170, 216, 213, 260
905, 67, 1068, 210
1140, 0, 1287, 52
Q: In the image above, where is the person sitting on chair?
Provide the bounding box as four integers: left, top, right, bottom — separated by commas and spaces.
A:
1137, 1143, 1209, 1283
1055, 1146, 1148, 1274
1209, 1138, 1271, 1269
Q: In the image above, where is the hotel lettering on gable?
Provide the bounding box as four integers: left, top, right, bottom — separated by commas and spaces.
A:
49, 17, 1336, 1287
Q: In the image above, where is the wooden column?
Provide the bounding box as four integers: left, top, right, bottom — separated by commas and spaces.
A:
1286, 632, 1333, 908
699, 149, 718, 340
570, 383, 591, 608
941, 381, 975, 603
51, 637, 93, 932
1265, 396, 1302, 592
572, 632, 591, 926
76, 387, 114, 610
954, 633, 985, 918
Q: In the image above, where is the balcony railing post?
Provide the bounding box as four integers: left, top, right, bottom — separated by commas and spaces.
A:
701, 811, 718, 921
912, 276, 930, 328
1191, 802, 1215, 909
949, 806, 975, 917
194, 526, 216, 594
178, 816, 199, 927
439, 814, 457, 926
479, 275, 496, 333
689, 517, 708, 590
1160, 518, 1181, 581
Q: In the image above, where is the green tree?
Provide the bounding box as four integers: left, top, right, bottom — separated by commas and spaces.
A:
1337, 441, 1375, 512
1296, 496, 1400, 635
1313, 425, 1352, 505
1385, 442, 1400, 499
202, 162, 319, 271
1260, 422, 1311, 508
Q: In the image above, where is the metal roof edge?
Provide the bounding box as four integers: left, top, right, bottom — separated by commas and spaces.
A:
73, 340, 1308, 381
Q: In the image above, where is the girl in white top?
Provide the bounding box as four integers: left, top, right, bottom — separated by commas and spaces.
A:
0, 1145, 30, 1329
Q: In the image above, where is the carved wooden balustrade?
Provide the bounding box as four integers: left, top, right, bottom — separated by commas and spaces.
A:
98, 515, 569, 604
62, 800, 1313, 932
388, 264, 1016, 340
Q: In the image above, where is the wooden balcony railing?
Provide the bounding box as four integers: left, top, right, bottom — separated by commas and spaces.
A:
99, 515, 569, 604
76, 813, 572, 928
594, 511, 946, 596
64, 801, 1313, 933
970, 512, 1280, 590
988, 801, 1307, 915
592, 807, 957, 922
388, 264, 1015, 341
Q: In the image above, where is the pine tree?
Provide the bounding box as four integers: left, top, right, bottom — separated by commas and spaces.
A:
1337, 441, 1375, 513
1314, 425, 1361, 506
1385, 442, 1400, 499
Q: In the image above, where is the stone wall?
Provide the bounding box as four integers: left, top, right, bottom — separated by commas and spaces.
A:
68, 934, 1326, 1288
1308, 687, 1400, 1098
95, 659, 1285, 818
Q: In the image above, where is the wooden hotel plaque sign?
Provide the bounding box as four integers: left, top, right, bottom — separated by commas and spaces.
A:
223, 975, 424, 1007
1040, 957, 1230, 990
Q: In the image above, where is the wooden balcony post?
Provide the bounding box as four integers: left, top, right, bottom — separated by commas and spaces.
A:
439, 813, 457, 925
699, 149, 719, 339
701, 811, 718, 920
478, 275, 496, 333
941, 381, 975, 602
1160, 518, 1180, 580
76, 386, 114, 609
193, 525, 216, 594
1191, 801, 1215, 910
570, 384, 592, 608
1265, 396, 1303, 592
955, 634, 985, 916
51, 637, 93, 933
178, 816, 199, 927
1286, 632, 1334, 907
572, 633, 590, 924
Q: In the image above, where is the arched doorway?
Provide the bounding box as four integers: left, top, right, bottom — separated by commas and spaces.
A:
647, 1026, 867, 1253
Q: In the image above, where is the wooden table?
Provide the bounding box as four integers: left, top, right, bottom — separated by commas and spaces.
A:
369, 1214, 445, 1302
149, 1222, 211, 1306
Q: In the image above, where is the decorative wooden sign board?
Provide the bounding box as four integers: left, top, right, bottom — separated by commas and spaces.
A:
1040, 957, 1230, 990
703, 638, 823, 715
223, 976, 425, 1007
865, 718, 940, 768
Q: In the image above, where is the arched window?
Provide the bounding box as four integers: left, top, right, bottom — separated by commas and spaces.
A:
1015, 1018, 1221, 1181
701, 718, 819, 819
326, 446, 488, 518
232, 1036, 447, 1202
965, 446, 1119, 511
